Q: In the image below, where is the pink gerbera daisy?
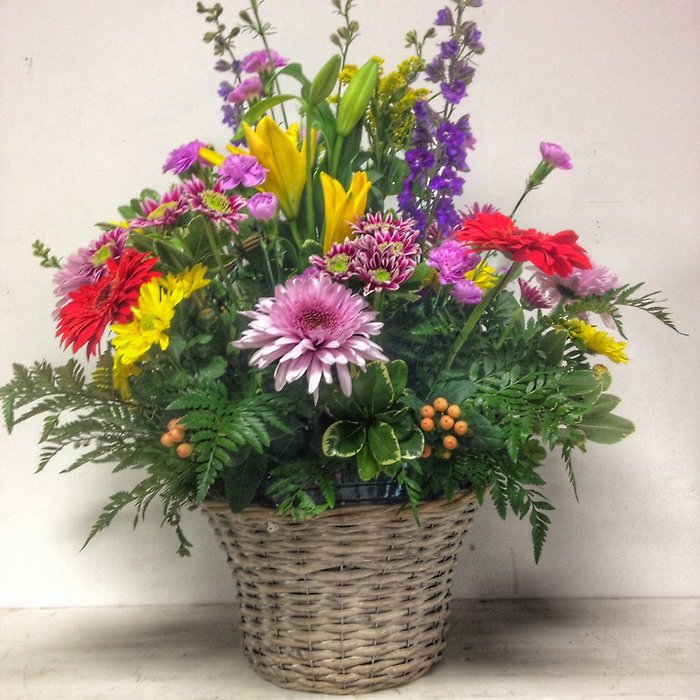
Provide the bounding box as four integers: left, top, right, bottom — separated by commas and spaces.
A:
232, 275, 387, 401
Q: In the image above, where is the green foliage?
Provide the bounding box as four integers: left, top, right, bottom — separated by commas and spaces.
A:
168, 386, 291, 503
321, 360, 424, 480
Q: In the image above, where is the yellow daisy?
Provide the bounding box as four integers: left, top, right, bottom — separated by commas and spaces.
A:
568, 318, 629, 364
160, 263, 211, 299
465, 262, 498, 290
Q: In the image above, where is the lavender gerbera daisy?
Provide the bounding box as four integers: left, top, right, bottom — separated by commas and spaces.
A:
182, 177, 247, 229
232, 275, 387, 401
535, 263, 618, 304
53, 228, 129, 312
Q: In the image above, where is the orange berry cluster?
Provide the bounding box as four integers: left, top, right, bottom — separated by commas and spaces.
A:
160, 418, 193, 459
419, 397, 470, 459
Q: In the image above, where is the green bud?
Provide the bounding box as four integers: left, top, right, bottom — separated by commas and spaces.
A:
336, 58, 379, 137
308, 54, 342, 104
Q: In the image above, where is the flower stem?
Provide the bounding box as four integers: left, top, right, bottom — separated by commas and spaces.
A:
443, 261, 523, 372
304, 109, 315, 237
509, 186, 533, 219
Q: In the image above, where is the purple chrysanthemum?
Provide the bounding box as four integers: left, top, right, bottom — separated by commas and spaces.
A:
232, 274, 387, 401
518, 278, 553, 310
539, 142, 573, 170
218, 154, 267, 189
131, 186, 187, 229
53, 228, 129, 312
183, 177, 247, 229
309, 240, 357, 281
451, 278, 483, 305
427, 239, 480, 284
247, 192, 278, 221
162, 140, 207, 175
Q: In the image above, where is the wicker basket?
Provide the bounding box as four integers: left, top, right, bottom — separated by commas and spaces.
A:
202, 491, 479, 694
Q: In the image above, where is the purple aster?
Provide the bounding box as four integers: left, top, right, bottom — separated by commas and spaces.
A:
451, 278, 483, 305
309, 240, 357, 281
130, 186, 187, 229
241, 49, 288, 74
183, 177, 247, 229
232, 274, 387, 401
427, 240, 480, 284
539, 142, 573, 170
162, 140, 207, 175
218, 154, 267, 189
227, 76, 264, 104
246, 192, 278, 221
518, 278, 553, 310
53, 228, 128, 312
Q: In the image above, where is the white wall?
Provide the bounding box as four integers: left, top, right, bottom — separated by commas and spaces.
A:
0, 0, 697, 606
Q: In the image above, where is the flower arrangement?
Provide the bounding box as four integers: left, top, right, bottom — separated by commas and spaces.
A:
0, 0, 681, 562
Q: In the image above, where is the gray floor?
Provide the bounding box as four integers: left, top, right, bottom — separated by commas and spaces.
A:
2, 599, 698, 699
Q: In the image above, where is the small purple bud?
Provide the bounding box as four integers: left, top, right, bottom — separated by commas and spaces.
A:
247, 192, 278, 221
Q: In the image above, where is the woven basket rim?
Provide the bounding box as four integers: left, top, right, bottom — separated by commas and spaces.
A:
202, 489, 475, 521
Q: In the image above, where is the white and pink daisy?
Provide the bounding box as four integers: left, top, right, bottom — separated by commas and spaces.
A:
309, 240, 357, 281
131, 185, 188, 229
182, 177, 247, 229
232, 274, 387, 401
353, 240, 417, 295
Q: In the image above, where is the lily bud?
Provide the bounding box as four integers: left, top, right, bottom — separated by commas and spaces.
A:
336, 58, 379, 136
309, 54, 342, 105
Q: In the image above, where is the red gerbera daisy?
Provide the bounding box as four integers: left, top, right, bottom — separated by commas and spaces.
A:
455, 211, 591, 276
56, 249, 160, 357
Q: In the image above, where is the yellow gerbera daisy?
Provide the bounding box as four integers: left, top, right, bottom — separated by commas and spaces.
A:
465, 262, 498, 290
568, 318, 629, 364
111, 279, 182, 367
160, 263, 210, 299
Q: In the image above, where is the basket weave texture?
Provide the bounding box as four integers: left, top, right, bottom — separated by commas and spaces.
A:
203, 491, 479, 694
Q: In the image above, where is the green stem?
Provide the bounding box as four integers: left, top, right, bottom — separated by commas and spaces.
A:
304, 108, 315, 238
249, 0, 288, 128
509, 187, 532, 219
443, 262, 523, 372
256, 226, 277, 291
290, 219, 304, 253
204, 225, 236, 301
330, 134, 345, 178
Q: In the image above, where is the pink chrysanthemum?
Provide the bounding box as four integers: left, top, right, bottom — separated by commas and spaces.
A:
232, 275, 387, 401
427, 239, 480, 284
182, 177, 247, 229
518, 278, 553, 309
131, 186, 187, 229
352, 240, 417, 295
309, 240, 357, 281
53, 228, 129, 312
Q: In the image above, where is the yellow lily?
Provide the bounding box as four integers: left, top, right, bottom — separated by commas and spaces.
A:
321, 171, 371, 252
234, 117, 313, 221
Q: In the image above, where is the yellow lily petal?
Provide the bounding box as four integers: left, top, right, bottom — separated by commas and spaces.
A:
321, 171, 371, 252
241, 116, 312, 220
198, 146, 225, 167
